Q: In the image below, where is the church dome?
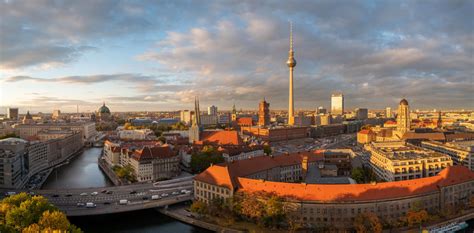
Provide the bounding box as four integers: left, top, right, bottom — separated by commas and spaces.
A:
400, 99, 409, 106
98, 103, 111, 114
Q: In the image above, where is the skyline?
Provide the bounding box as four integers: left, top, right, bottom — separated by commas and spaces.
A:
1, 0, 473, 113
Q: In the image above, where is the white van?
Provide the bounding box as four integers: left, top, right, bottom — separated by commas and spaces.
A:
119, 199, 128, 205
151, 195, 161, 200
86, 202, 96, 208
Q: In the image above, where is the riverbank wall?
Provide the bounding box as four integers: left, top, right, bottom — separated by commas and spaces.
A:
98, 156, 123, 186
157, 207, 245, 233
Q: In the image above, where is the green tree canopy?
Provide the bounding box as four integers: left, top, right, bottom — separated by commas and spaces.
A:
0, 193, 82, 233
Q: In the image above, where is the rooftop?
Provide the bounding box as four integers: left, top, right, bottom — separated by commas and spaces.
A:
237, 165, 473, 202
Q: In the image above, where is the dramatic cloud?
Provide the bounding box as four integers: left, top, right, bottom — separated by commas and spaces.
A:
1, 0, 472, 110
3, 74, 182, 93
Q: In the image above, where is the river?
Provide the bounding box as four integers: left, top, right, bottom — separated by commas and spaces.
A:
42, 147, 210, 233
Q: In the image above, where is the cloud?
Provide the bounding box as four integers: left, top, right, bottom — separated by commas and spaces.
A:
1, 0, 473, 109
3, 73, 182, 93
137, 1, 474, 109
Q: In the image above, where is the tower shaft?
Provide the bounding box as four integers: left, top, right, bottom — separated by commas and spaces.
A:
288, 67, 295, 125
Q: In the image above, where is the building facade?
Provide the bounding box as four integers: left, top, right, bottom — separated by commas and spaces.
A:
15, 122, 96, 143
422, 140, 473, 171
208, 105, 218, 116
365, 141, 452, 181
194, 152, 474, 230
396, 99, 411, 136
331, 93, 344, 115
258, 99, 270, 127
7, 108, 19, 120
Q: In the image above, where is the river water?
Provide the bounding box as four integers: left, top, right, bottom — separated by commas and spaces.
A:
42, 147, 210, 233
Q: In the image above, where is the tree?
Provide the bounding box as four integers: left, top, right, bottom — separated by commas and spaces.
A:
0, 193, 82, 233
124, 123, 133, 130
239, 195, 265, 220
263, 145, 272, 155
22, 224, 40, 233
158, 136, 167, 144
38, 210, 70, 231
406, 209, 428, 227
190, 149, 224, 173
353, 212, 382, 233
190, 201, 208, 216
351, 167, 365, 183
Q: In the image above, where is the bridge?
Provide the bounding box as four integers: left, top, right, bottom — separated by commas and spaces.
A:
2, 176, 195, 216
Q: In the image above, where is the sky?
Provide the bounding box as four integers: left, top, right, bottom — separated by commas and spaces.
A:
0, 0, 473, 113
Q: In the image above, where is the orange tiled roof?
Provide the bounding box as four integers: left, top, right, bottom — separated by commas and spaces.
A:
358, 129, 373, 135
198, 131, 244, 146
385, 120, 397, 125
237, 165, 474, 202
237, 117, 253, 126
194, 151, 324, 188
194, 164, 235, 189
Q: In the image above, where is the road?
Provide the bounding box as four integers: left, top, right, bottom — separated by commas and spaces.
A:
2, 176, 195, 216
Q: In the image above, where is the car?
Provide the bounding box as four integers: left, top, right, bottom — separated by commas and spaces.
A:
101, 189, 107, 193
129, 190, 137, 194
103, 202, 111, 205
91, 192, 98, 196
119, 199, 128, 205
161, 193, 169, 197
52, 194, 59, 198
76, 202, 85, 207
180, 189, 187, 194
106, 190, 113, 194
65, 194, 73, 197
171, 191, 179, 195
142, 196, 148, 200
80, 192, 88, 196
151, 195, 161, 200
86, 202, 96, 208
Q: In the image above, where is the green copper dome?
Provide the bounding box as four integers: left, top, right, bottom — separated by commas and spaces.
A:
98, 103, 110, 114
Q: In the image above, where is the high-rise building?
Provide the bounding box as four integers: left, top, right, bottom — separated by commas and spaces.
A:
258, 99, 270, 127
7, 108, 19, 120
397, 99, 411, 135
385, 107, 392, 118
331, 93, 344, 115
52, 109, 61, 120
316, 106, 327, 115
180, 110, 192, 125
286, 22, 296, 126
208, 105, 218, 116
355, 108, 368, 120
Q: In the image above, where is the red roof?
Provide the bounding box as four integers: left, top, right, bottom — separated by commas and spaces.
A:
385, 120, 397, 125
358, 129, 373, 135
198, 131, 244, 146
131, 145, 176, 161
237, 117, 253, 126
238, 165, 474, 202
194, 151, 324, 188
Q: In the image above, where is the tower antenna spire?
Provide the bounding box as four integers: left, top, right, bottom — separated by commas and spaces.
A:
289, 21, 293, 52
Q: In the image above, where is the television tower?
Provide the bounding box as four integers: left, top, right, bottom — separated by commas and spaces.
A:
286, 21, 297, 125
